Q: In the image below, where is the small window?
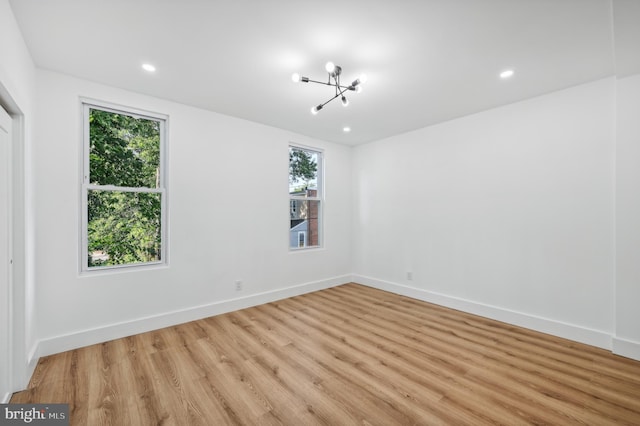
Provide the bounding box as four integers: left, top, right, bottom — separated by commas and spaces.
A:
289, 145, 322, 249
81, 101, 167, 271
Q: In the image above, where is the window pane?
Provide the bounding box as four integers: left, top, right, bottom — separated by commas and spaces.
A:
289, 147, 318, 195
289, 200, 320, 248
88, 189, 162, 267
89, 108, 161, 188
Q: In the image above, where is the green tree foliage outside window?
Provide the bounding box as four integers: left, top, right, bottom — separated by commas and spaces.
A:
86, 108, 163, 268
289, 147, 318, 192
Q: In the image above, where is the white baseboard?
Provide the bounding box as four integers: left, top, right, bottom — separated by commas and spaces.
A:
34, 275, 350, 360
352, 274, 613, 351
25, 345, 39, 383
26, 274, 640, 386
612, 337, 640, 361
7, 351, 40, 398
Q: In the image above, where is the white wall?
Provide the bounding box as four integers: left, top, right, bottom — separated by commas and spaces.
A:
5, 0, 638, 390
353, 78, 616, 349
615, 73, 640, 359
611, 0, 640, 361
0, 1, 35, 106
0, 0, 37, 396
33, 70, 352, 356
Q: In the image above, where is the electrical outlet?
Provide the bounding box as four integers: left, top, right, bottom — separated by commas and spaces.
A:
235, 280, 242, 291
407, 271, 413, 281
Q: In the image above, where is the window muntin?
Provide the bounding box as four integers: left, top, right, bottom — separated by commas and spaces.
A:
289, 145, 322, 250
82, 102, 167, 271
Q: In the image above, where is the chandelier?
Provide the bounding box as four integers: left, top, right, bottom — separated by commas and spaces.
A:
291, 62, 367, 114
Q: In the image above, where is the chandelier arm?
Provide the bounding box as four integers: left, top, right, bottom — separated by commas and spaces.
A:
319, 85, 351, 109
305, 78, 353, 91
319, 93, 341, 109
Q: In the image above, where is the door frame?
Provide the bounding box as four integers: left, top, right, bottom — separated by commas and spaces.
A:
0, 80, 29, 400
0, 101, 12, 403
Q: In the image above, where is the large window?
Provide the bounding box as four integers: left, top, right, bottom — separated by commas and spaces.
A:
81, 101, 167, 271
289, 145, 322, 249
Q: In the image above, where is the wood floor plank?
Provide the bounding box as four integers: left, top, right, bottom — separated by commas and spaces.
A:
327, 286, 640, 423
11, 283, 640, 425
272, 292, 566, 424
224, 308, 419, 425
242, 310, 447, 424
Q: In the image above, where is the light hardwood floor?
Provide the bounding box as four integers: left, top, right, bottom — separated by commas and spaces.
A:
11, 283, 640, 425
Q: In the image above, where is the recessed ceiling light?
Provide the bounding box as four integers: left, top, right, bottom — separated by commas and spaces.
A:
500, 69, 514, 79
343, 126, 351, 133
142, 63, 156, 73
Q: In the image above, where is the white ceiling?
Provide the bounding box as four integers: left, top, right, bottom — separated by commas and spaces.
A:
9, 0, 616, 145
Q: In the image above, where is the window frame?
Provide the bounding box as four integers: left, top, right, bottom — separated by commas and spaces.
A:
288, 143, 323, 251
80, 99, 169, 273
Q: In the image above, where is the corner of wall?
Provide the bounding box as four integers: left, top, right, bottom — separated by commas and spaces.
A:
612, 337, 640, 361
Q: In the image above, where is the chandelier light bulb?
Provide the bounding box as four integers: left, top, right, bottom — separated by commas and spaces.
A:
291, 73, 301, 83
500, 69, 514, 79
141, 63, 156, 73
311, 104, 323, 115
325, 61, 336, 73
355, 85, 363, 94
341, 96, 349, 107
359, 74, 368, 84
